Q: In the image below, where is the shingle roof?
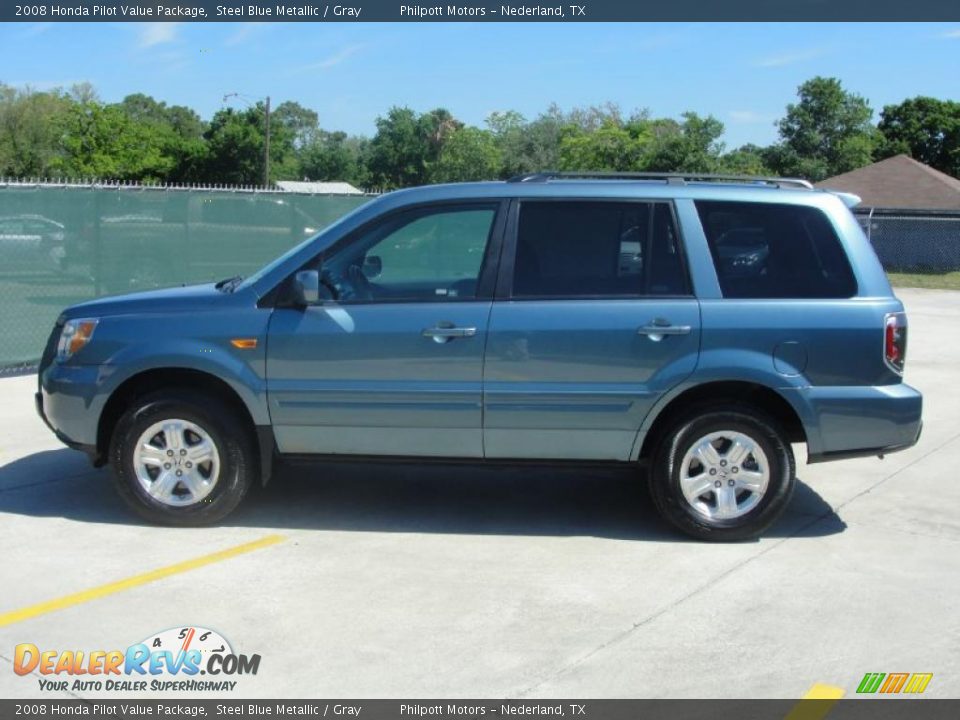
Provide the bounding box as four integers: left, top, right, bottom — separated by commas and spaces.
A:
275, 180, 365, 195
816, 154, 960, 210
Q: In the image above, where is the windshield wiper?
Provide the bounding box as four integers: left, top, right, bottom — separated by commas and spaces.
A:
215, 275, 243, 292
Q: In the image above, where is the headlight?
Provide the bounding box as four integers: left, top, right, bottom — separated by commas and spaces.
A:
56, 318, 99, 362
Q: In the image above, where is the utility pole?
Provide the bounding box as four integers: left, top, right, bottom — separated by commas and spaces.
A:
264, 96, 271, 188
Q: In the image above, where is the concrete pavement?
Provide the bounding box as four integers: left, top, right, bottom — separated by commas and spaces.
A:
0, 287, 957, 700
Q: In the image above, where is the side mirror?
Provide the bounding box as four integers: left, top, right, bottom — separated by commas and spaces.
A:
292, 270, 320, 306
361, 255, 383, 280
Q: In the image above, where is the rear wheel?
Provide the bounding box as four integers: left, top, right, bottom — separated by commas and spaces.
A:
109, 391, 256, 525
649, 407, 795, 541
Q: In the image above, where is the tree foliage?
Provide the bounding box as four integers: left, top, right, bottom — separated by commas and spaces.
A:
431, 127, 501, 182
878, 97, 960, 177
300, 131, 369, 187
0, 78, 956, 188
0, 85, 73, 177
770, 76, 878, 181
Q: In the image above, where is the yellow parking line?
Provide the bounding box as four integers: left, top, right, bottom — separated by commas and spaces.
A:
783, 683, 846, 720
0, 534, 285, 628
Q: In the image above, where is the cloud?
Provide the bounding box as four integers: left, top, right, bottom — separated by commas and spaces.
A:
224, 22, 269, 47
940, 29, 960, 38
298, 45, 365, 71
729, 110, 775, 124
755, 48, 826, 67
21, 23, 52, 38
137, 22, 180, 49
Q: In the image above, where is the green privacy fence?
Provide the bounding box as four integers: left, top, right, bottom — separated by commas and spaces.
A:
0, 181, 372, 369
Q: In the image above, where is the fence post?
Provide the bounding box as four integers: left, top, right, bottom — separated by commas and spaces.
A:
93, 189, 103, 297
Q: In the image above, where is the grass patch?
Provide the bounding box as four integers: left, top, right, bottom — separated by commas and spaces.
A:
886, 270, 960, 290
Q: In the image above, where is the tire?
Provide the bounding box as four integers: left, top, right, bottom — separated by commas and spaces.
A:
109, 391, 256, 526
649, 406, 795, 542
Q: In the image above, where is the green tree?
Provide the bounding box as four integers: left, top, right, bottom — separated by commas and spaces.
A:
0, 84, 73, 177
55, 101, 175, 180
202, 103, 296, 185
878, 97, 960, 177
644, 113, 726, 172
367, 107, 461, 189
300, 131, 369, 187
272, 100, 320, 149
487, 104, 642, 177
772, 76, 877, 181
116, 93, 206, 182
717, 144, 774, 175
557, 120, 647, 171
486, 110, 536, 177
431, 126, 502, 182
202, 106, 267, 184
367, 107, 423, 189
418, 107, 462, 159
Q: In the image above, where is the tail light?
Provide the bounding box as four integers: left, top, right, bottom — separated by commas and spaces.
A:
884, 312, 907, 374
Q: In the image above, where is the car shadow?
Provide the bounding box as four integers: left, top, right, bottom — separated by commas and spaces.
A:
0, 448, 846, 541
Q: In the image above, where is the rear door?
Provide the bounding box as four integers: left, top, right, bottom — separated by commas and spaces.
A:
267, 201, 505, 457
483, 199, 701, 461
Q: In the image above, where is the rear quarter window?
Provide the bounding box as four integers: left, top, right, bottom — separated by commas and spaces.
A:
695, 201, 857, 299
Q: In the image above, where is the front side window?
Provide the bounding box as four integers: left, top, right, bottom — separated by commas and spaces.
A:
696, 201, 857, 299
321, 204, 497, 302
511, 201, 688, 298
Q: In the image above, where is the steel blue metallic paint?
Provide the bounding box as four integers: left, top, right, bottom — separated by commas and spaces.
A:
37, 178, 923, 476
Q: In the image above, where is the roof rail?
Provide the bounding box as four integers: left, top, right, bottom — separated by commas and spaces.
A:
507, 171, 814, 190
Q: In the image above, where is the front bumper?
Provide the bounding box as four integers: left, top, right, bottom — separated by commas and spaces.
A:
36, 361, 112, 465
35, 388, 101, 464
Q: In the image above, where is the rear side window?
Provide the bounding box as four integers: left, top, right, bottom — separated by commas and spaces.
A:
512, 201, 689, 298
696, 201, 857, 299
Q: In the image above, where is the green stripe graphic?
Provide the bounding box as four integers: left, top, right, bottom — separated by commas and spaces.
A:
856, 672, 886, 694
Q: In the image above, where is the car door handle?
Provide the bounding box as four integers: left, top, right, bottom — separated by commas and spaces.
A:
638, 320, 692, 341
422, 325, 477, 343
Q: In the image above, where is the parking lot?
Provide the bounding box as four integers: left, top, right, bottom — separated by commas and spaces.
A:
0, 286, 957, 700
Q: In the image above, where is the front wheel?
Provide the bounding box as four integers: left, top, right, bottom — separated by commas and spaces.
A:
649, 408, 795, 542
109, 392, 256, 526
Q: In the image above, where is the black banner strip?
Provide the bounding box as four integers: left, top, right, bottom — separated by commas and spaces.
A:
3, 0, 960, 22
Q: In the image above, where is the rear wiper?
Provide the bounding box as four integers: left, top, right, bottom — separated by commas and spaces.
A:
215, 275, 243, 292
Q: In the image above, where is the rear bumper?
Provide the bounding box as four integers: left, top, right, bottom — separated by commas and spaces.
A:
808, 420, 922, 463
797, 383, 923, 463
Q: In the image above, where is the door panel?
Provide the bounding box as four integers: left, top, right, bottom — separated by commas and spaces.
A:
483, 199, 701, 461
483, 299, 701, 460
265, 201, 503, 458
268, 303, 490, 456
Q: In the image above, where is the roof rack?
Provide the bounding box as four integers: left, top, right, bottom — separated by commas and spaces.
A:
506, 171, 814, 190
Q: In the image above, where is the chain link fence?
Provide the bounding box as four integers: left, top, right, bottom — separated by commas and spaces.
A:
0, 181, 371, 371
853, 208, 960, 273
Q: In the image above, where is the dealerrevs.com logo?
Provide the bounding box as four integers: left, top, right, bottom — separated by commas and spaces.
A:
14, 626, 260, 693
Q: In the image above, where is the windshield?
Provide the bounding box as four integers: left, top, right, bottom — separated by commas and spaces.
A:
238, 199, 375, 291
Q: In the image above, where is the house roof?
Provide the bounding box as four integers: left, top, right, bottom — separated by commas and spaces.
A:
816, 154, 960, 210
275, 180, 365, 195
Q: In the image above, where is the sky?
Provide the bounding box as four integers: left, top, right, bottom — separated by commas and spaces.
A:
1, 21, 958, 149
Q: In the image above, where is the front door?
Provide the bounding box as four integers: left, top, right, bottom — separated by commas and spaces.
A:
484, 200, 701, 461
267, 202, 504, 457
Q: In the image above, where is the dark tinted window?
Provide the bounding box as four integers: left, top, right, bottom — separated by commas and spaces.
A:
696, 201, 857, 299
512, 201, 688, 298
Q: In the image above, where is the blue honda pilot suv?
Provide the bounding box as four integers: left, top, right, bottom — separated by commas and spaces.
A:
36, 173, 923, 540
